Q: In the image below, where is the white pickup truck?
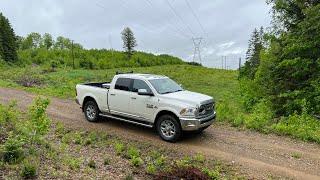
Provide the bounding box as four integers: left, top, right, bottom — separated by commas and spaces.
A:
76, 72, 216, 142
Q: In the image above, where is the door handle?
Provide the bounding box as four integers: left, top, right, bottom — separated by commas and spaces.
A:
110, 94, 116, 96
131, 97, 136, 100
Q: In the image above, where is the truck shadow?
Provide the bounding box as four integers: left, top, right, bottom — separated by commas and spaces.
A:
98, 116, 206, 142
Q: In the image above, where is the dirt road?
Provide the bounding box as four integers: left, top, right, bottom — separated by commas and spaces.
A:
1, 87, 319, 179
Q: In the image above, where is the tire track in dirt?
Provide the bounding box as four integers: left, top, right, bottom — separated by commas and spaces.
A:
1, 87, 320, 179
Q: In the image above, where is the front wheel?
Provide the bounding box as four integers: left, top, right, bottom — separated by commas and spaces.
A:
156, 114, 182, 142
84, 101, 99, 122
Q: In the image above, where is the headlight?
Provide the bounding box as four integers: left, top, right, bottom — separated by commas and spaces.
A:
180, 108, 197, 116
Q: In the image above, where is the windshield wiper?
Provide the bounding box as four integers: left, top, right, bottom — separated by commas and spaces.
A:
162, 91, 173, 94
162, 89, 183, 94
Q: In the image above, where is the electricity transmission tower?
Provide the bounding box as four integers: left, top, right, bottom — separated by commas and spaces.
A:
192, 37, 203, 64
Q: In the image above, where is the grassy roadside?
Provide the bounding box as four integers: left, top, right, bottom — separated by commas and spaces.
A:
0, 64, 243, 123
0, 64, 319, 144
0, 99, 244, 179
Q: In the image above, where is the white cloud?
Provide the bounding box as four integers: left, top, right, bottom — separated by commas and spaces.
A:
218, 41, 235, 49
0, 0, 271, 69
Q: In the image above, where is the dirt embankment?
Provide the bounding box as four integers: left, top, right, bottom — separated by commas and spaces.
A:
1, 87, 320, 179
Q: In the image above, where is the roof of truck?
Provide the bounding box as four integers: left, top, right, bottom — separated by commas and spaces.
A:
115, 73, 167, 80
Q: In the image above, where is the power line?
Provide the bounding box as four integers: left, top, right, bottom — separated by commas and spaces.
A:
142, 0, 191, 39
184, 0, 206, 36
165, 0, 196, 37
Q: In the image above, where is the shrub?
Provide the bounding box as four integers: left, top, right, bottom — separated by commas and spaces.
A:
114, 142, 125, 155
271, 113, 320, 143
193, 153, 205, 164
126, 146, 140, 159
130, 156, 143, 167
50, 60, 58, 69
28, 97, 51, 136
146, 163, 156, 174
68, 157, 81, 170
176, 156, 192, 168
73, 132, 82, 145
243, 100, 273, 133
154, 155, 166, 167
2, 137, 24, 164
21, 159, 37, 179
79, 58, 94, 69
202, 167, 221, 179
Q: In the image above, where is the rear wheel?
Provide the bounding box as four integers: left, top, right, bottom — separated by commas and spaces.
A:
156, 114, 182, 142
84, 101, 99, 122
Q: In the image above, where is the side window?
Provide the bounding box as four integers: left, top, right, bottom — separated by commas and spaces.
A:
115, 78, 132, 91
132, 79, 151, 93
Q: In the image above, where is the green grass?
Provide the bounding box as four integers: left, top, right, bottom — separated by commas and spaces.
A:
0, 65, 243, 124
1, 65, 319, 144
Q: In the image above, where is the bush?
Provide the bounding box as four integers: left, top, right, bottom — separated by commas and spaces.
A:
146, 163, 156, 174
130, 156, 143, 167
271, 113, 320, 143
243, 100, 273, 133
202, 167, 221, 180
114, 142, 125, 155
27, 97, 51, 142
2, 137, 24, 164
79, 58, 94, 69
126, 146, 140, 159
21, 159, 37, 179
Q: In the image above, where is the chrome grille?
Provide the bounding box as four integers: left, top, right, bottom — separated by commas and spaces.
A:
198, 102, 214, 117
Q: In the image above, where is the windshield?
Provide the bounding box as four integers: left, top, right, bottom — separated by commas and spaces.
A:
149, 78, 183, 94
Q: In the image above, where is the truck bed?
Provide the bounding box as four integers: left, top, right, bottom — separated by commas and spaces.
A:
83, 82, 110, 88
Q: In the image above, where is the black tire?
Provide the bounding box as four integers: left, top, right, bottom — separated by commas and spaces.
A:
83, 101, 99, 122
156, 114, 182, 142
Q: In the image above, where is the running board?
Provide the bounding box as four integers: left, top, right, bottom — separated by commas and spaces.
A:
99, 113, 153, 128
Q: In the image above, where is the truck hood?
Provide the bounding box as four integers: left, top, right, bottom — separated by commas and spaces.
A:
159, 90, 213, 107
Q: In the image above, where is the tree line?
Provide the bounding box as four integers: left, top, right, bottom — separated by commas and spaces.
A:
240, 0, 320, 118
0, 14, 183, 69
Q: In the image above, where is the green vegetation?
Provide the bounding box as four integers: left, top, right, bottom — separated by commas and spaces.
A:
0, 97, 50, 179
121, 27, 137, 58
0, 100, 240, 179
238, 0, 320, 143
0, 13, 18, 63
291, 152, 302, 159
1, 62, 320, 143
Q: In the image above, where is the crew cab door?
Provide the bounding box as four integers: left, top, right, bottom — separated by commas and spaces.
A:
108, 78, 133, 115
129, 79, 158, 122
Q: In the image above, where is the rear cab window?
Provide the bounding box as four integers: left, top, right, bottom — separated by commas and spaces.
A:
115, 78, 132, 91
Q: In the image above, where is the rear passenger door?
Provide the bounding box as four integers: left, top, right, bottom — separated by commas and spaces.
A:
108, 78, 133, 115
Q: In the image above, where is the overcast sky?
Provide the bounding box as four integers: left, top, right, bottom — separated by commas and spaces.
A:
0, 0, 271, 69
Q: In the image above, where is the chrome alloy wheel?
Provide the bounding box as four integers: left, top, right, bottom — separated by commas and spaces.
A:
86, 104, 96, 120
160, 120, 176, 138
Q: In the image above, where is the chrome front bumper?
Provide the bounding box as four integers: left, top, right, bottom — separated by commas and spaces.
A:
180, 111, 216, 131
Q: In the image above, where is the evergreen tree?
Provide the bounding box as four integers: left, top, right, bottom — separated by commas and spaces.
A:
121, 27, 137, 58
240, 27, 264, 79
0, 13, 18, 63
255, 1, 320, 116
